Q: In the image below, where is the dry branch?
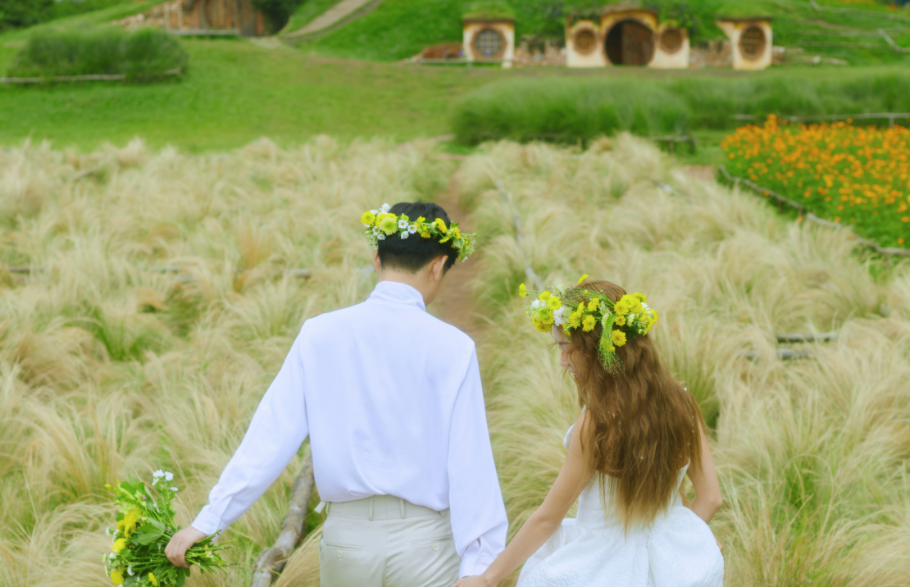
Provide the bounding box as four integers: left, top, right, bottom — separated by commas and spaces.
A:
741, 349, 814, 361
776, 332, 839, 343
718, 166, 910, 258
250, 451, 315, 587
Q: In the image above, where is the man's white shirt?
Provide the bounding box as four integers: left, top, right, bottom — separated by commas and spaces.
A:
191, 281, 508, 577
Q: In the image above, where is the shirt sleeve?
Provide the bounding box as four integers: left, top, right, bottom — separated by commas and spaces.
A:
191, 330, 309, 535
447, 347, 508, 577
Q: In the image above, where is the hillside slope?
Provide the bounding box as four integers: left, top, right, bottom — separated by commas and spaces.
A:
290, 0, 910, 65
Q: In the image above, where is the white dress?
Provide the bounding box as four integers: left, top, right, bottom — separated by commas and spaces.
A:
517, 422, 724, 587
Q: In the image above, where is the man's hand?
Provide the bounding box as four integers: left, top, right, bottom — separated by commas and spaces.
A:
165, 526, 207, 568
453, 575, 495, 587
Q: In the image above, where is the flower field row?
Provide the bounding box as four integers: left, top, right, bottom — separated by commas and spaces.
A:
721, 115, 910, 247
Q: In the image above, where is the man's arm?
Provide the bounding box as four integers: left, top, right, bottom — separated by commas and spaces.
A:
166, 330, 310, 567
447, 347, 509, 578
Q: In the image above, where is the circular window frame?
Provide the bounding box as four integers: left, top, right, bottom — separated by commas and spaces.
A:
472, 27, 507, 61
738, 25, 767, 61
659, 27, 684, 54
572, 27, 598, 56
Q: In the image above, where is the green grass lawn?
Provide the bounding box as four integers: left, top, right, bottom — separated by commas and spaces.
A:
3, 32, 908, 158
0, 38, 512, 151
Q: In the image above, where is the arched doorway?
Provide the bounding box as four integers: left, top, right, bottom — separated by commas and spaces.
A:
605, 19, 654, 65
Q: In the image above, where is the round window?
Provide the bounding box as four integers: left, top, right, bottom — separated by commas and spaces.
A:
659, 27, 683, 54
739, 25, 766, 60
573, 28, 597, 55
473, 28, 505, 59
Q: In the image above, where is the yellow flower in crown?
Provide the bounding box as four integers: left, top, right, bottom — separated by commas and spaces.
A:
110, 569, 125, 586
538, 307, 554, 324
612, 329, 627, 347
519, 276, 659, 373
645, 309, 659, 334
112, 538, 128, 553
519, 283, 527, 298
149, 573, 159, 587
360, 206, 477, 262
379, 214, 399, 235
614, 298, 632, 315
567, 310, 582, 330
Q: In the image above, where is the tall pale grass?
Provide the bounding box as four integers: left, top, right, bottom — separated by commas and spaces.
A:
3, 132, 908, 587
460, 136, 910, 586
0, 136, 452, 586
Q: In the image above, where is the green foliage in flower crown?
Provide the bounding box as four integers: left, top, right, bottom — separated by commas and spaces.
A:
360, 203, 477, 262
104, 472, 231, 587
520, 275, 658, 373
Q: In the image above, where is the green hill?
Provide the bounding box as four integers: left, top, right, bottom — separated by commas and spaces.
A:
288, 0, 910, 65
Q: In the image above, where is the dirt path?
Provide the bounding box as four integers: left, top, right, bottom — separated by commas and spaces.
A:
429, 179, 485, 341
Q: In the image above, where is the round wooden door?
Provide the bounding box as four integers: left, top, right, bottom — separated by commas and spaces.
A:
605, 19, 655, 66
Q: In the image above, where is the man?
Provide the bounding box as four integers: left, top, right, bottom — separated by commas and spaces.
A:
166, 202, 507, 587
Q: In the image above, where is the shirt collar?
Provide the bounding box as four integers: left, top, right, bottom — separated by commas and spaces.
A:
369, 281, 427, 312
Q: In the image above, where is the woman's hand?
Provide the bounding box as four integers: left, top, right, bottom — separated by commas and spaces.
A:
165, 526, 207, 568
453, 574, 495, 587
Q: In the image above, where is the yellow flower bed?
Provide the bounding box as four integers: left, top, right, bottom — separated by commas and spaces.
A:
722, 115, 910, 247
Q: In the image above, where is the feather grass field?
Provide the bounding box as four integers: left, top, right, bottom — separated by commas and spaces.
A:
0, 135, 451, 586
458, 136, 910, 586
1, 134, 908, 586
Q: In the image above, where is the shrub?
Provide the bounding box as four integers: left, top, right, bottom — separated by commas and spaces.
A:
7, 26, 188, 82
452, 78, 690, 144
452, 71, 910, 144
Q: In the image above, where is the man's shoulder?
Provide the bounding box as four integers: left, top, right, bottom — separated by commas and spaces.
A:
419, 312, 476, 353
301, 302, 475, 353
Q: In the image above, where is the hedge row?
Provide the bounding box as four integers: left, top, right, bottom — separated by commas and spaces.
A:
7, 27, 187, 82
451, 70, 910, 144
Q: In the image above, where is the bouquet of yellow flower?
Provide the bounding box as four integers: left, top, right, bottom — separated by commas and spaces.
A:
104, 470, 231, 586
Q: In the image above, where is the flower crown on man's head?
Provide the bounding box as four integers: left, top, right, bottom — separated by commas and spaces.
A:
361, 203, 476, 262
520, 274, 658, 372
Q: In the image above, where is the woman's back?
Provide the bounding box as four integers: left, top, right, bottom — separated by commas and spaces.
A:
516, 422, 723, 587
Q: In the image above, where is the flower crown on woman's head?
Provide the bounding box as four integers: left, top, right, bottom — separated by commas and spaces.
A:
361, 203, 476, 262
520, 274, 658, 372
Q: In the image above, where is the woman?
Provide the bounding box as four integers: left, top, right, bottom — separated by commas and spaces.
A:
455, 279, 724, 587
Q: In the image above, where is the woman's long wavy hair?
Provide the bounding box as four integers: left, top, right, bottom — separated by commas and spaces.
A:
566, 280, 704, 532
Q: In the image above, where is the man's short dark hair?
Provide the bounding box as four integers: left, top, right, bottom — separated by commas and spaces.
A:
377, 202, 458, 273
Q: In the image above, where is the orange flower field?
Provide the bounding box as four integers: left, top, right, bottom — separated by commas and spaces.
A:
722, 115, 910, 248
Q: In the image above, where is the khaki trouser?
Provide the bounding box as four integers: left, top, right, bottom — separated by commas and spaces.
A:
319, 495, 460, 587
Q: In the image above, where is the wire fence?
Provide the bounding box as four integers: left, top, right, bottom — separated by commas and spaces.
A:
731, 112, 910, 128
718, 165, 910, 258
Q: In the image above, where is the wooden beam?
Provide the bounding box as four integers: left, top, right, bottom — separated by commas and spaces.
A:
250, 451, 315, 587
